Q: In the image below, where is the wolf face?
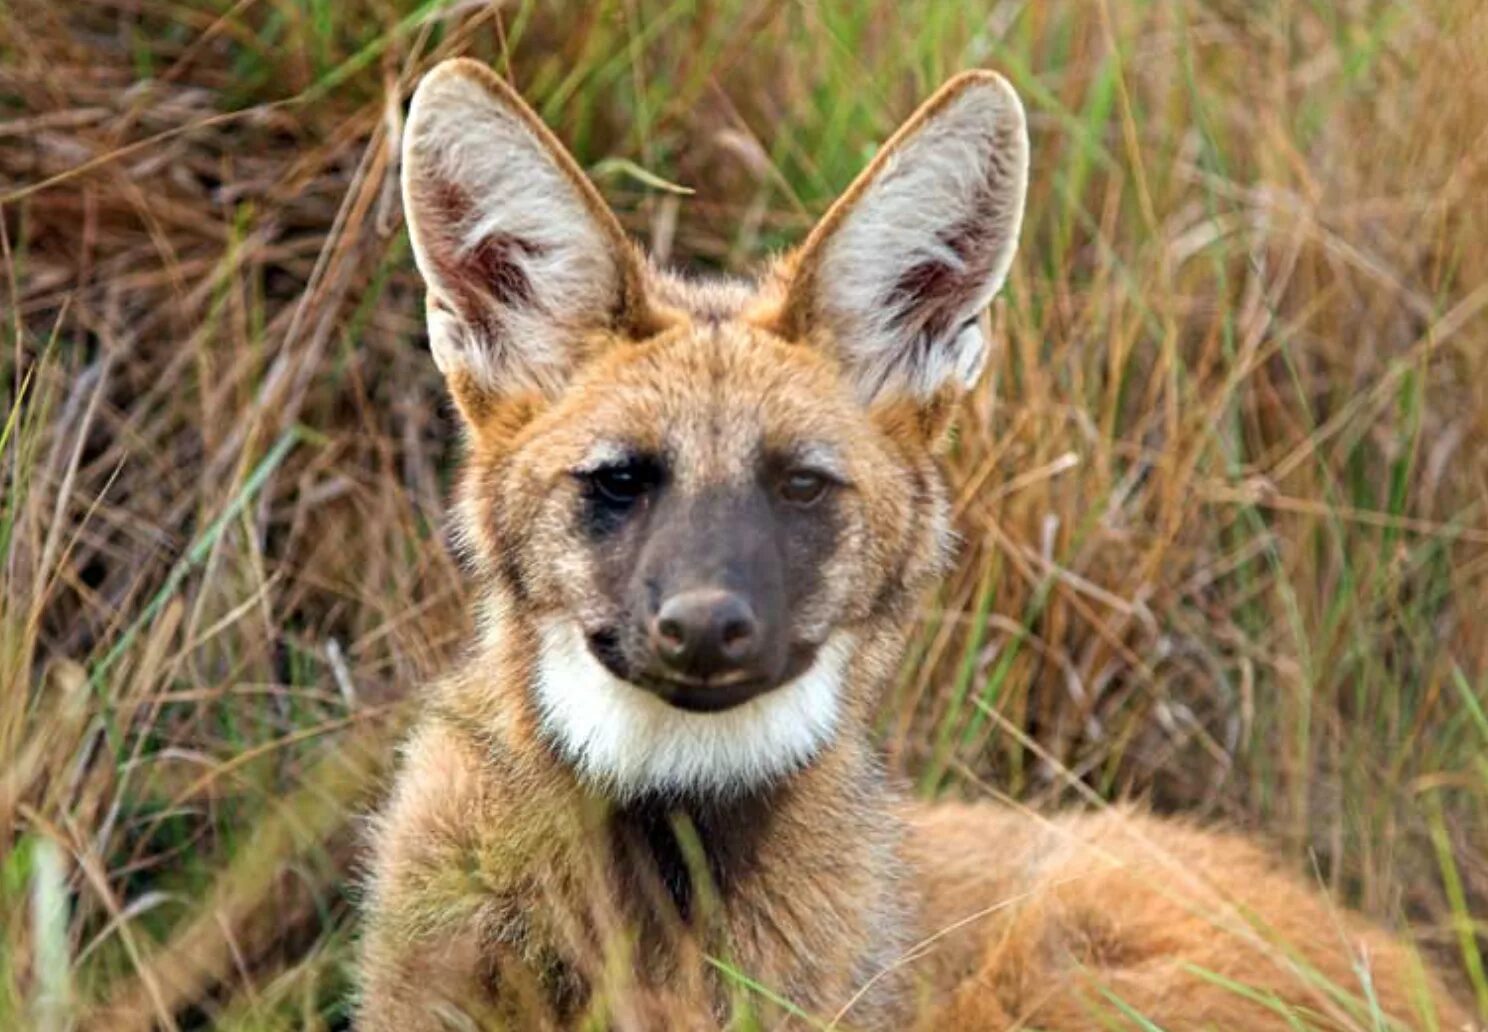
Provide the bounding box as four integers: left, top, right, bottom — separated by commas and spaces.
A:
401, 59, 1028, 798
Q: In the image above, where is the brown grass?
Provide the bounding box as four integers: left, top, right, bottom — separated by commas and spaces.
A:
2, 0, 1486, 1027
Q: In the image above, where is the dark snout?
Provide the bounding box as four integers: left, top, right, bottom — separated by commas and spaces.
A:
634, 490, 791, 710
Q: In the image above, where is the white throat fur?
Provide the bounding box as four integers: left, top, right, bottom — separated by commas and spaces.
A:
534, 619, 850, 800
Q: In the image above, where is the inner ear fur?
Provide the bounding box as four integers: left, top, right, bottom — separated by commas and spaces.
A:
402, 59, 674, 424
769, 70, 1029, 407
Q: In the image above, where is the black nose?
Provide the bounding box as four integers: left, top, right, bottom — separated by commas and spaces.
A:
650, 589, 761, 680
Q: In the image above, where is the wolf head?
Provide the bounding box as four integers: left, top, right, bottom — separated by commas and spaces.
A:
402, 59, 1028, 799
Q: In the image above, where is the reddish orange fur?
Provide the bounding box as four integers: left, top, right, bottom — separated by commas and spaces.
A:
358, 62, 1472, 1030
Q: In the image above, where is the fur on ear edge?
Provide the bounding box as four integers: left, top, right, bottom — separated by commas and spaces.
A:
777, 70, 1029, 403
401, 59, 669, 405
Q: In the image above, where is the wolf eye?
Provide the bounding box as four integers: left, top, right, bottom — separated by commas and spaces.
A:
779, 469, 830, 508
583, 459, 660, 507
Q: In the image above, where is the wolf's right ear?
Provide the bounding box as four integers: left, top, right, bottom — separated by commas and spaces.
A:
402, 60, 667, 421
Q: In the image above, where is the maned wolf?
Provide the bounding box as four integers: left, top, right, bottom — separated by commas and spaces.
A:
358, 59, 1471, 1030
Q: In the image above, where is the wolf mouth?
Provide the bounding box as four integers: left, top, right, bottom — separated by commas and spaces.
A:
584, 627, 819, 713
646, 678, 773, 713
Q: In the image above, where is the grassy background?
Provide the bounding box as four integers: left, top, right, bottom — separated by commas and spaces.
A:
3, 0, 1487, 1027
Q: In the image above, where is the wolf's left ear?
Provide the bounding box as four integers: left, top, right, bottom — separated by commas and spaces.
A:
775, 71, 1028, 405
402, 60, 666, 420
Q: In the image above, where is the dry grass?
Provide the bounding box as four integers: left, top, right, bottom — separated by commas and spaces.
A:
2, 0, 1486, 1028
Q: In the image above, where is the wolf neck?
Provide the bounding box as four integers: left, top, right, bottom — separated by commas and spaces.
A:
526, 611, 905, 877
465, 601, 913, 1009
606, 785, 782, 921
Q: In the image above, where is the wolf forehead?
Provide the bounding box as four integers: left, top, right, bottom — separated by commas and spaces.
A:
516, 316, 887, 478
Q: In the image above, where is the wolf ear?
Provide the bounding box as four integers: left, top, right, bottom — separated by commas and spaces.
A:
776, 71, 1028, 405
402, 59, 664, 419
